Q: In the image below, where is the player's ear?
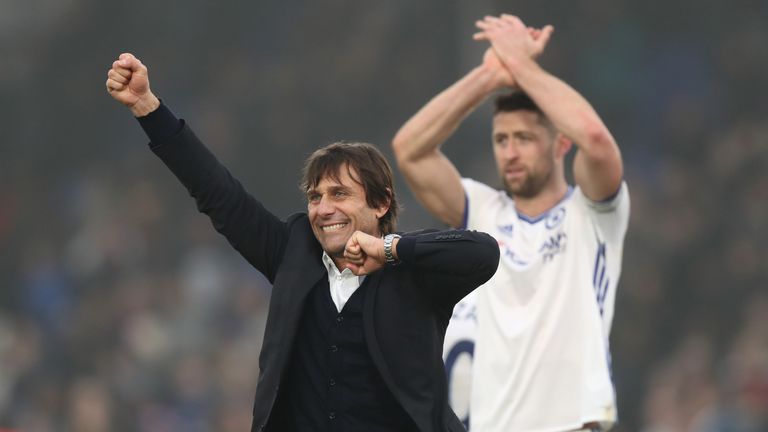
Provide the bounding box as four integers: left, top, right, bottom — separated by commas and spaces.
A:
554, 133, 572, 159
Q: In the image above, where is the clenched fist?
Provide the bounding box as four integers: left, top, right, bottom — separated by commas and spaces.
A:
106, 53, 160, 117
343, 231, 399, 275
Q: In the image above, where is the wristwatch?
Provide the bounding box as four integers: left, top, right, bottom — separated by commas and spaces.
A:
383, 233, 402, 265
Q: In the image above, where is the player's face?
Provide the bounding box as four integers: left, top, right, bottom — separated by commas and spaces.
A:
492, 110, 558, 198
307, 165, 388, 259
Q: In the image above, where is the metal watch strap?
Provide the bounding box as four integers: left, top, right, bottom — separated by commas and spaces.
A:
383, 233, 401, 265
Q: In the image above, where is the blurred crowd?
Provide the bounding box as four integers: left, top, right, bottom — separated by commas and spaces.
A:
1, 0, 767, 430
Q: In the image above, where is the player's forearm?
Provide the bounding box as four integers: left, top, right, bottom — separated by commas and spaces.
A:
506, 57, 617, 154
392, 65, 499, 163
507, 58, 624, 197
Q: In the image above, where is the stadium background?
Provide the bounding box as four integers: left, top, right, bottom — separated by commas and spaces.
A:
1, 0, 767, 430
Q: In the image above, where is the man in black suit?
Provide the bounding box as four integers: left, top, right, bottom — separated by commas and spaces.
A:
106, 53, 500, 432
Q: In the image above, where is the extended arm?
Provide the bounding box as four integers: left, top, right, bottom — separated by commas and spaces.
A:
148, 110, 289, 281
106, 53, 288, 281
476, 15, 623, 201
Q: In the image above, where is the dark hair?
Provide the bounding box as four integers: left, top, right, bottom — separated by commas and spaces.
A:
300, 142, 399, 234
494, 90, 555, 131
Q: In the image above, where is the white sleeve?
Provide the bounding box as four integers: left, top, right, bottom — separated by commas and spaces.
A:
581, 181, 630, 244
460, 178, 500, 230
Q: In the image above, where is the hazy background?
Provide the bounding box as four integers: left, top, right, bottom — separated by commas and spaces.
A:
2, 0, 768, 430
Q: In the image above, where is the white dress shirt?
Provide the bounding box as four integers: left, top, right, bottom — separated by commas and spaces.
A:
322, 252, 366, 312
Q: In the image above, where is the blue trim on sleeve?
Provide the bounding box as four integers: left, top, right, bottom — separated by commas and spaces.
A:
459, 193, 469, 229
595, 181, 623, 204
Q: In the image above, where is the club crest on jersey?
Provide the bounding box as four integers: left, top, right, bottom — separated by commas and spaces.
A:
545, 207, 566, 230
539, 231, 567, 262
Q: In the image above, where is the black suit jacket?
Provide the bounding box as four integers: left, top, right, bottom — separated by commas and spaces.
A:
149, 122, 500, 432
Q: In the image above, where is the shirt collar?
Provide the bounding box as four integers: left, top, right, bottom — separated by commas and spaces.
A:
322, 251, 348, 275
322, 251, 365, 280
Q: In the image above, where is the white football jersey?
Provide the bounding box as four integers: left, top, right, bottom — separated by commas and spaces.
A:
445, 178, 629, 432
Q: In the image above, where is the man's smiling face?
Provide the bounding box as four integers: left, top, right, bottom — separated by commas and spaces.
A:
307, 164, 388, 259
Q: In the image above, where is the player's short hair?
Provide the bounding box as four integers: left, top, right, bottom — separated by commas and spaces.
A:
301, 142, 399, 234
494, 90, 555, 132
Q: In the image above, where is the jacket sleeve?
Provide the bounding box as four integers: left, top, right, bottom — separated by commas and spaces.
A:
146, 115, 289, 283
396, 229, 500, 308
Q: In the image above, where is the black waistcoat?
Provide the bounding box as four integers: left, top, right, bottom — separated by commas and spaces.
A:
276, 275, 417, 432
